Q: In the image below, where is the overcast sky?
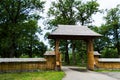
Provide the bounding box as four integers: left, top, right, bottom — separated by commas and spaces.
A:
41, 0, 120, 26
93, 0, 120, 26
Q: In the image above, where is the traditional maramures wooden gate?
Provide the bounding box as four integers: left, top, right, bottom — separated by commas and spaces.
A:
48, 25, 102, 71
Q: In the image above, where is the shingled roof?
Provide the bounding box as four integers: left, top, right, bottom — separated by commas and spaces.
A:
44, 51, 55, 56
48, 25, 102, 40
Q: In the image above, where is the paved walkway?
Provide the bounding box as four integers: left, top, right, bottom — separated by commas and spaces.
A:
62, 66, 118, 80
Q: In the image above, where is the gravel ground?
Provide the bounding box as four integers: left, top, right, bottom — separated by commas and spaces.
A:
100, 72, 120, 80
62, 66, 119, 80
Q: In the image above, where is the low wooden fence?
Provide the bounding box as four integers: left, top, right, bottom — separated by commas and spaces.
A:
0, 51, 56, 72
96, 58, 120, 69
0, 58, 47, 72
94, 52, 120, 69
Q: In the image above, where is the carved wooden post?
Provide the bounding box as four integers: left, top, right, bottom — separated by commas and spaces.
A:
55, 39, 61, 70
87, 38, 94, 70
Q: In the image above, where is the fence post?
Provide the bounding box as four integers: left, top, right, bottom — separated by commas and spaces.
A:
44, 51, 56, 70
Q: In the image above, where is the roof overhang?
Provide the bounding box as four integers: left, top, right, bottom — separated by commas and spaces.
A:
48, 35, 100, 40
48, 25, 102, 40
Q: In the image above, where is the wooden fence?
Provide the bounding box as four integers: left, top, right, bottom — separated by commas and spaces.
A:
0, 51, 56, 72
94, 53, 120, 69
0, 61, 46, 72
97, 58, 120, 69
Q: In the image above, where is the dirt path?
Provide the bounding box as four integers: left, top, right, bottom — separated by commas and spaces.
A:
62, 66, 118, 80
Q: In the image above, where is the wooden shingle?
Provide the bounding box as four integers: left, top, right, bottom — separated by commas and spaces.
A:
48, 25, 102, 40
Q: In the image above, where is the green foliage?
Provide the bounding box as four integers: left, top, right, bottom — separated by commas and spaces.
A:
69, 52, 87, 66
69, 40, 87, 65
92, 4, 120, 57
0, 0, 45, 23
0, 0, 46, 57
20, 54, 29, 58
0, 71, 65, 80
103, 5, 120, 56
91, 26, 109, 52
101, 48, 118, 58
46, 0, 77, 30
76, 0, 99, 25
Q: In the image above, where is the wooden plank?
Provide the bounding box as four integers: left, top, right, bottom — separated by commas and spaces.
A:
0, 62, 46, 72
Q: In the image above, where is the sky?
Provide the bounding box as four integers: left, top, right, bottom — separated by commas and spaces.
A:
41, 0, 120, 26
39, 0, 120, 47
92, 0, 120, 26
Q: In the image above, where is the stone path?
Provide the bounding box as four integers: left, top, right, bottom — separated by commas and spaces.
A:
62, 66, 119, 80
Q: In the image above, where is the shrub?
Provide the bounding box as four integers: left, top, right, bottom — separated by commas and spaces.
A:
101, 48, 118, 58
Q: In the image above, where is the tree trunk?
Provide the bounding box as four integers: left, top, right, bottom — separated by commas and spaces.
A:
116, 42, 120, 57
114, 24, 120, 57
9, 39, 16, 58
115, 29, 120, 57
28, 46, 32, 57
28, 35, 33, 58
9, 25, 17, 58
65, 40, 70, 64
72, 40, 76, 65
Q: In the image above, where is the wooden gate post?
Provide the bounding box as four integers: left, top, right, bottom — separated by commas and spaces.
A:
55, 39, 61, 70
87, 39, 94, 70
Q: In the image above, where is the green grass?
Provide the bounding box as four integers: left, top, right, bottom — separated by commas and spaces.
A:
0, 71, 65, 80
95, 69, 120, 72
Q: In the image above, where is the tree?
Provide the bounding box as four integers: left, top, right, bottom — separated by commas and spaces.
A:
72, 0, 99, 65
91, 5, 120, 58
16, 20, 47, 57
91, 25, 109, 53
46, 0, 100, 65
104, 4, 120, 56
0, 0, 45, 57
47, 0, 76, 26
76, 0, 99, 25
47, 0, 78, 64
72, 0, 100, 64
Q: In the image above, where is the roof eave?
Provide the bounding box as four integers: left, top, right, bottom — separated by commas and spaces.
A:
48, 34, 102, 40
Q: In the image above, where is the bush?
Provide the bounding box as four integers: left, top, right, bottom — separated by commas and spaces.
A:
101, 48, 118, 58
20, 54, 29, 58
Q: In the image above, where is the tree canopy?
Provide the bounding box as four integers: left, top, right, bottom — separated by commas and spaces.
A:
92, 4, 120, 58
0, 0, 46, 58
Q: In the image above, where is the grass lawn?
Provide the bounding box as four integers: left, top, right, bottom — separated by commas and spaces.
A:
0, 71, 65, 80
95, 69, 120, 72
